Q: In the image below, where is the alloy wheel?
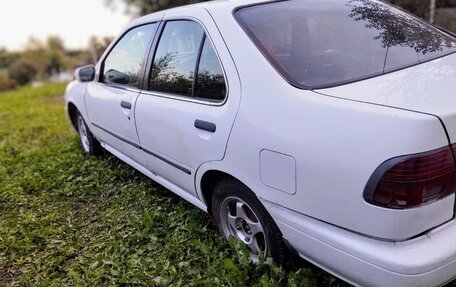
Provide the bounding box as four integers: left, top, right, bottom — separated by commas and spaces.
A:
219, 196, 267, 262
77, 116, 90, 153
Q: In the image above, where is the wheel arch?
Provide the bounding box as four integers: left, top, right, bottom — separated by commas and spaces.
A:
199, 169, 252, 215
67, 102, 79, 131
200, 168, 293, 264
64, 80, 89, 132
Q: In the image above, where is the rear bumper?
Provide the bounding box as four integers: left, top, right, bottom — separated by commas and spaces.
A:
262, 200, 456, 287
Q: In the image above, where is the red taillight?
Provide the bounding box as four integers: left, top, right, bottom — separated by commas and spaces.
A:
364, 146, 456, 209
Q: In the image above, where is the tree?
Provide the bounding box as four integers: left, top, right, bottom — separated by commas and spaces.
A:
21, 37, 47, 79
107, 0, 208, 16
347, 0, 453, 53
430, 0, 436, 23
18, 36, 68, 80
0, 48, 18, 69
88, 36, 114, 63
45, 36, 66, 75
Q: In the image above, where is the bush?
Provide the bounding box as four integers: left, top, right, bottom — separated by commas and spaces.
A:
8, 59, 37, 86
0, 74, 15, 92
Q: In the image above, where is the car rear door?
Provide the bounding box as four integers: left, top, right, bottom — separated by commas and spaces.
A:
85, 23, 158, 162
135, 8, 241, 195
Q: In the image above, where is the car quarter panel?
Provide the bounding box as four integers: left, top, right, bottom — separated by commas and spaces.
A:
206, 5, 453, 240
317, 53, 456, 143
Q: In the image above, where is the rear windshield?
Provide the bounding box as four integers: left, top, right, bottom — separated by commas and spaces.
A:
235, 0, 456, 89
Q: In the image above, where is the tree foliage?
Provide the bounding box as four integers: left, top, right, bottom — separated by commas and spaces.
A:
0, 48, 18, 70
88, 36, 114, 63
348, 0, 454, 53
3, 36, 77, 86
44, 36, 66, 75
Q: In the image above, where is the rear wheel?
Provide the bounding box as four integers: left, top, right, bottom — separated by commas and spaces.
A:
212, 178, 286, 264
77, 113, 102, 155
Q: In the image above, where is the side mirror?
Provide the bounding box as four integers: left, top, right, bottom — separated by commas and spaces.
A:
75, 65, 96, 82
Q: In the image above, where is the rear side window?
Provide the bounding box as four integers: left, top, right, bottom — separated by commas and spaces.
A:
235, 0, 456, 89
195, 37, 226, 101
150, 21, 204, 96
149, 20, 226, 102
102, 24, 157, 88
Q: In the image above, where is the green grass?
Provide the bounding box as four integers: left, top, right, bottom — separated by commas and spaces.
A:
0, 83, 453, 287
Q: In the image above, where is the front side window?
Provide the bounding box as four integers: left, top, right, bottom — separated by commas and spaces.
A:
149, 20, 227, 102
102, 24, 156, 88
235, 0, 456, 89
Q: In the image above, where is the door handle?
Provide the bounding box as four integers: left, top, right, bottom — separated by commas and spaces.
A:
121, 101, 132, 109
194, 120, 216, 133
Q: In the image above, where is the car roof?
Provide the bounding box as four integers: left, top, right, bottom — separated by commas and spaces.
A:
127, 0, 271, 28
194, 0, 271, 10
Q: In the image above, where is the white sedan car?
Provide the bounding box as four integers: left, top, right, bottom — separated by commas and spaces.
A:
64, 0, 456, 286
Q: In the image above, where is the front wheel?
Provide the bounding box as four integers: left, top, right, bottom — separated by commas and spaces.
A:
212, 178, 287, 264
76, 113, 102, 156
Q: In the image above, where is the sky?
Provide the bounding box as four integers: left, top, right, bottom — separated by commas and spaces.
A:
0, 0, 132, 51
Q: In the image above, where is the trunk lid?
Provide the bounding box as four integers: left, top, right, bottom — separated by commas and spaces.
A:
316, 53, 456, 143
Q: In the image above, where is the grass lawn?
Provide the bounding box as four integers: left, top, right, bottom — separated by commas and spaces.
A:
0, 83, 454, 286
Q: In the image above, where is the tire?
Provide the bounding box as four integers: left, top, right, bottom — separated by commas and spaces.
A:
212, 178, 287, 264
76, 112, 102, 156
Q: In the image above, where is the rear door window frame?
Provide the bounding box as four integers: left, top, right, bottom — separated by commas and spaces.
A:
143, 18, 228, 106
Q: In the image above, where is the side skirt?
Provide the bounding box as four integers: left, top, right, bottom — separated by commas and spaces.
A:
101, 142, 208, 212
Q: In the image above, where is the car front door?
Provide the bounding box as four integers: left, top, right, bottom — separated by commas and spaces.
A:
135, 10, 241, 195
85, 23, 158, 162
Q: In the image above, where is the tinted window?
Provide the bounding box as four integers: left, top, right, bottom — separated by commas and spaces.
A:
195, 37, 226, 101
150, 21, 204, 97
103, 24, 156, 88
235, 0, 456, 89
